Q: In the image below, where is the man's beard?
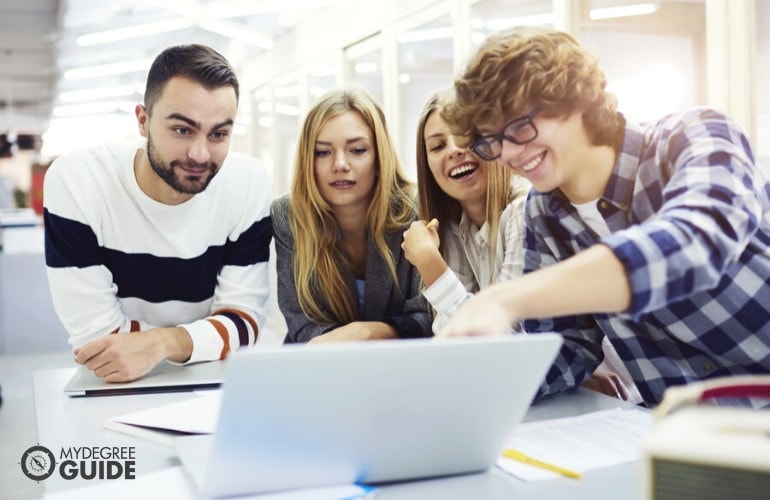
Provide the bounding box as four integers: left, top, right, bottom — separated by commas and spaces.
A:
147, 134, 219, 195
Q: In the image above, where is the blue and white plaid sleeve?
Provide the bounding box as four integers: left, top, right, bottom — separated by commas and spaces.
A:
602, 109, 764, 321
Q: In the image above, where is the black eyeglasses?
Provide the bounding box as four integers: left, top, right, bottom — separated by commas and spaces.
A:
470, 109, 542, 161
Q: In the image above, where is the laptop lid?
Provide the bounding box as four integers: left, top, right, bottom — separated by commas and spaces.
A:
176, 334, 562, 497
63, 359, 224, 397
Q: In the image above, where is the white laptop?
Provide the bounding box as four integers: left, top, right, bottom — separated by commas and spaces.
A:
174, 334, 562, 497
63, 359, 224, 397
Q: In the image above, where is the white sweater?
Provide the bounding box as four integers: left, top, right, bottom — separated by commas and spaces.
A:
43, 143, 272, 363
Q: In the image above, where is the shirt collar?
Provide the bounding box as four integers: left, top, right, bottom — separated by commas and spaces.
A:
600, 116, 645, 212
459, 210, 491, 247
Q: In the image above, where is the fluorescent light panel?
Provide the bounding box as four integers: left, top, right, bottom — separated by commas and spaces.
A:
198, 19, 273, 49
273, 86, 300, 98
589, 3, 658, 20
59, 85, 138, 103
273, 103, 299, 116
310, 86, 330, 97
52, 102, 120, 117
354, 62, 378, 74
397, 27, 453, 44
64, 59, 153, 80
485, 13, 555, 30
76, 17, 272, 50
481, 2, 657, 30
76, 18, 195, 46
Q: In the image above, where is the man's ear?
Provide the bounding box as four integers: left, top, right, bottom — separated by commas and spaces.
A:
135, 104, 149, 138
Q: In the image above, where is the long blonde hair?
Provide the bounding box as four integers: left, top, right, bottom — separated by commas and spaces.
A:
289, 88, 416, 324
416, 93, 526, 255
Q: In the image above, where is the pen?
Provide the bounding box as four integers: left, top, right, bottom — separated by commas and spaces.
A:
502, 448, 582, 480
425, 218, 438, 230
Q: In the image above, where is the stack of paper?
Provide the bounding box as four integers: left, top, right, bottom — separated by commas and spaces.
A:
497, 408, 654, 481
104, 391, 221, 445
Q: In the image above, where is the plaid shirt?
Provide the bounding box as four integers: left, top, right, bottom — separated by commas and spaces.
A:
523, 107, 770, 406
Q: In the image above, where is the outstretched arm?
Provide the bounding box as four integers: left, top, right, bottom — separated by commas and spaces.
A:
439, 244, 631, 337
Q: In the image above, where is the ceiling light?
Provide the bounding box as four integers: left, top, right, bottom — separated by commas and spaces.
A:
397, 27, 453, 44
273, 86, 300, 98
203, 0, 275, 18
274, 103, 299, 116
76, 18, 195, 46
310, 65, 339, 77
74, 16, 272, 50
64, 59, 153, 80
151, 0, 202, 17
58, 85, 138, 103
198, 19, 273, 49
309, 86, 330, 97
52, 102, 120, 117
200, 0, 355, 18
354, 62, 378, 74
589, 2, 658, 20
485, 13, 555, 31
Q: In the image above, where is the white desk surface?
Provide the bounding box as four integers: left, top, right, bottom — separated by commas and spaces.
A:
32, 367, 643, 499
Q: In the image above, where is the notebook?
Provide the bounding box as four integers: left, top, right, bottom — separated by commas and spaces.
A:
63, 359, 224, 397
175, 334, 562, 497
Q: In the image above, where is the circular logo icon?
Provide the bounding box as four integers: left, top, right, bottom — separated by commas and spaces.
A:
20, 445, 56, 481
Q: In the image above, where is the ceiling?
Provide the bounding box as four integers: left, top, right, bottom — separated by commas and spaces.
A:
0, 0, 352, 138
0, 0, 59, 134
0, 0, 709, 152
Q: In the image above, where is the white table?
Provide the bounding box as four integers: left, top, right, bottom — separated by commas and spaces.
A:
31, 367, 643, 499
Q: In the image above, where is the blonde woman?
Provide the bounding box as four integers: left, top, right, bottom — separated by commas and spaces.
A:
272, 88, 432, 343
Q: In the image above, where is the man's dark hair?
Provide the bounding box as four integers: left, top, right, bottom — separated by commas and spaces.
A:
143, 44, 239, 114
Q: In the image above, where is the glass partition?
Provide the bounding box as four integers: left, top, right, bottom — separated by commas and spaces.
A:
251, 78, 301, 197
396, 14, 455, 179
344, 33, 384, 105
579, 0, 706, 123
470, 0, 555, 47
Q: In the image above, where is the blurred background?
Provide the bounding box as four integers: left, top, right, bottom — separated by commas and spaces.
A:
0, 0, 767, 206
0, 0, 766, 353
0, 5, 764, 498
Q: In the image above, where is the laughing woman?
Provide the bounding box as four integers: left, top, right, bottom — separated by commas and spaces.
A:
402, 93, 636, 401
402, 93, 530, 333
272, 88, 432, 344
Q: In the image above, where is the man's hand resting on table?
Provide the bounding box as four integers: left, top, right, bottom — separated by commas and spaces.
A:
73, 327, 192, 383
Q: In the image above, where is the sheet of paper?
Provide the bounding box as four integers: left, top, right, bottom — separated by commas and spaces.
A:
43, 465, 376, 499
497, 408, 654, 481
106, 390, 222, 435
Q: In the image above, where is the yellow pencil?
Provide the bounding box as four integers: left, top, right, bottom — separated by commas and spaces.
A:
502, 448, 582, 480
425, 218, 438, 230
